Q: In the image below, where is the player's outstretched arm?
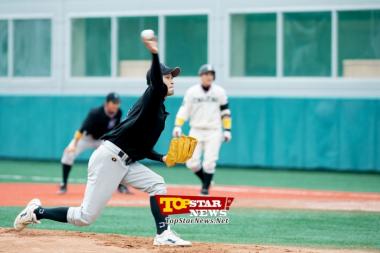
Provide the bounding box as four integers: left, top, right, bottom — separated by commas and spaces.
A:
172, 91, 191, 137
142, 37, 158, 54
146, 149, 164, 163
141, 30, 166, 94
64, 131, 80, 153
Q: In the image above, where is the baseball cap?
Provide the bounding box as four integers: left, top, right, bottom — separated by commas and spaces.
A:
146, 63, 181, 84
105, 92, 121, 103
198, 64, 215, 76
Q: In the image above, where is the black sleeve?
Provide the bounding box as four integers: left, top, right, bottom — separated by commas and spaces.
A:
79, 110, 96, 133
146, 149, 164, 163
149, 53, 167, 96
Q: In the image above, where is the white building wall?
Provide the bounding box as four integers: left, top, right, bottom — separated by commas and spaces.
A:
0, 0, 379, 97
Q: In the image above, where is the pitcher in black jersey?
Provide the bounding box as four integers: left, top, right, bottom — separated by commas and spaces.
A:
14, 32, 192, 246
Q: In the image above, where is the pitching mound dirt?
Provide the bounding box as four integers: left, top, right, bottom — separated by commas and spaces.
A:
0, 228, 377, 253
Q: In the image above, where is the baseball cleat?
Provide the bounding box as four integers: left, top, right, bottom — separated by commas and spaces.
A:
153, 227, 192, 246
57, 184, 67, 194
14, 198, 41, 231
200, 188, 209, 196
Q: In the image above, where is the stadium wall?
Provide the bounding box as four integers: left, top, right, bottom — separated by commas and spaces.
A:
1, 95, 379, 171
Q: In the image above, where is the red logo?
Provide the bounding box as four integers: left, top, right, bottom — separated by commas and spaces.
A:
155, 195, 234, 215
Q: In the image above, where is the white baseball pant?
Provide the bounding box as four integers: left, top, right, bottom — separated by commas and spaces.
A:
186, 128, 223, 174
67, 141, 166, 226
61, 135, 102, 165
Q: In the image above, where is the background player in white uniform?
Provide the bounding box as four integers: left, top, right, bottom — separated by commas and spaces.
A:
173, 64, 232, 195
59, 93, 129, 195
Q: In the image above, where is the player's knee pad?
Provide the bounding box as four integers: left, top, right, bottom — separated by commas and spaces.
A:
149, 183, 167, 196
202, 162, 216, 174
186, 160, 202, 172
79, 214, 97, 226
67, 207, 97, 226
61, 152, 75, 166
147, 176, 167, 196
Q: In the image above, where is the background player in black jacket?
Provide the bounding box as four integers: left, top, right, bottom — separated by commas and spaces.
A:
59, 93, 129, 194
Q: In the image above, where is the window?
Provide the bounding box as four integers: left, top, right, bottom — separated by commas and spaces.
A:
284, 12, 331, 76
0, 20, 7, 76
117, 17, 158, 77
165, 15, 208, 76
338, 10, 380, 77
71, 18, 111, 77
13, 19, 51, 77
230, 13, 276, 77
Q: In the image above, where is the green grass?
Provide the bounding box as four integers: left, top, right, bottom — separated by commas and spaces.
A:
1, 207, 379, 249
1, 159, 380, 249
1, 159, 380, 192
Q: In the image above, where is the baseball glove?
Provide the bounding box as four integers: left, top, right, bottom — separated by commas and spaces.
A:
165, 135, 198, 167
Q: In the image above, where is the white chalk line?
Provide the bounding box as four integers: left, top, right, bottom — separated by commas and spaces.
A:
0, 174, 85, 183
1, 174, 380, 199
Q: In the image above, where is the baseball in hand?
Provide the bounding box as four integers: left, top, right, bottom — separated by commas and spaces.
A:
141, 29, 155, 40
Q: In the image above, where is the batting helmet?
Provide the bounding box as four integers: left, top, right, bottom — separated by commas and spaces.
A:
198, 64, 216, 80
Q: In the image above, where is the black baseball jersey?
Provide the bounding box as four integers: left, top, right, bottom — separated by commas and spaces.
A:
79, 106, 122, 140
102, 53, 167, 162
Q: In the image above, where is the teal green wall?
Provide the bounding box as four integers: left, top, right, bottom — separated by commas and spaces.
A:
0, 96, 379, 171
